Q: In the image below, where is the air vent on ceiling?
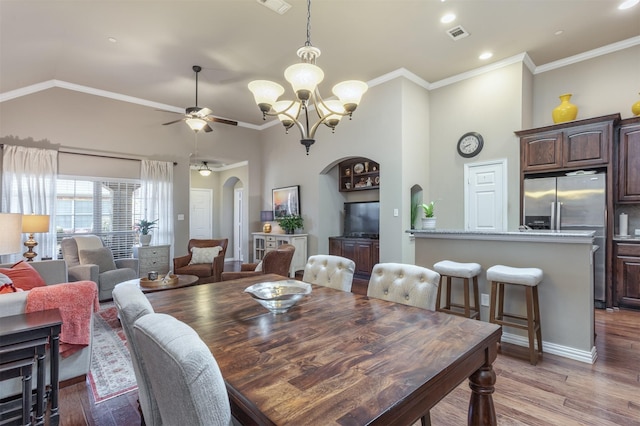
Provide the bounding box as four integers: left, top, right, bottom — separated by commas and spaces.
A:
256, 0, 291, 15
447, 25, 470, 41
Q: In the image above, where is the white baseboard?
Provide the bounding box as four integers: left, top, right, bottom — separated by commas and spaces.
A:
501, 332, 597, 364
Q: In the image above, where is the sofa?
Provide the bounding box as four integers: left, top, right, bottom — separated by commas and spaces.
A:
0, 260, 94, 399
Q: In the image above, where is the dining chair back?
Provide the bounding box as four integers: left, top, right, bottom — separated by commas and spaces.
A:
302, 255, 356, 292
133, 313, 234, 426
367, 263, 441, 311
112, 283, 161, 426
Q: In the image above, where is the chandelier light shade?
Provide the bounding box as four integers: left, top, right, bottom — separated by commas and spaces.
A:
198, 161, 212, 177
0, 213, 23, 256
248, 0, 368, 154
21, 213, 50, 261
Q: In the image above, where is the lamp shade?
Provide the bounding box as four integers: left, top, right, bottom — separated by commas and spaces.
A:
273, 100, 302, 127
260, 210, 274, 222
248, 80, 285, 110
186, 118, 207, 132
332, 80, 368, 112
284, 63, 324, 99
0, 213, 23, 255
22, 214, 50, 233
318, 100, 345, 127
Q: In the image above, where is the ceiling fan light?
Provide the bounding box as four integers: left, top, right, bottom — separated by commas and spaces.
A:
248, 80, 285, 112
332, 80, 368, 113
284, 63, 324, 101
186, 118, 207, 132
198, 162, 212, 177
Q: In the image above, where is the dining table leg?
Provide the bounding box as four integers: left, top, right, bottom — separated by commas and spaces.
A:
467, 363, 497, 426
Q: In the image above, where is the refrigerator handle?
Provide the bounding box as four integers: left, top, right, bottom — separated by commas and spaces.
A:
550, 202, 556, 230
557, 202, 562, 230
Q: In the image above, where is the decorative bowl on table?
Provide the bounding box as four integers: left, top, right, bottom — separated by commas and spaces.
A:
140, 274, 179, 288
244, 280, 312, 314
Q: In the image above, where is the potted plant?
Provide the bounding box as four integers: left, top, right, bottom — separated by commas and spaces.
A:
135, 219, 158, 246
421, 201, 436, 229
276, 214, 303, 234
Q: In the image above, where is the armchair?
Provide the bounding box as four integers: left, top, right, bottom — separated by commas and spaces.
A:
221, 244, 295, 281
60, 235, 139, 301
173, 239, 228, 284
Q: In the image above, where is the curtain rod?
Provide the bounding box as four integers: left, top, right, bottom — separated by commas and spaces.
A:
0, 144, 177, 165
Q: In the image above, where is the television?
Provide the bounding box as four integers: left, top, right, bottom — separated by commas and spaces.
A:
344, 201, 379, 238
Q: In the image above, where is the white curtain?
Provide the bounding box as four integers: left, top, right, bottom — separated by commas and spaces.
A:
141, 160, 174, 258
2, 145, 58, 262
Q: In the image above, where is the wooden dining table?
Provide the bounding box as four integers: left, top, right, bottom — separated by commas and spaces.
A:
145, 273, 502, 426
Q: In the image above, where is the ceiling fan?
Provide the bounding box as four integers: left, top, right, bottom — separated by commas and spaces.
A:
162, 65, 238, 132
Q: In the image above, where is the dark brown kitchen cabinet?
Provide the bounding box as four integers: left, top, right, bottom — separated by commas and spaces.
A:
615, 242, 640, 309
516, 114, 619, 173
329, 237, 379, 277
616, 116, 640, 203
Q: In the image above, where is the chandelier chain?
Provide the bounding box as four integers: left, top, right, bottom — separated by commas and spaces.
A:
305, 0, 312, 46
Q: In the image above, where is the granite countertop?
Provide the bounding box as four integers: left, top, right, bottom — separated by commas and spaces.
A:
613, 235, 640, 242
409, 228, 595, 244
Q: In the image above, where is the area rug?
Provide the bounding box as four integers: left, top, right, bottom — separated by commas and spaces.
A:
88, 302, 138, 403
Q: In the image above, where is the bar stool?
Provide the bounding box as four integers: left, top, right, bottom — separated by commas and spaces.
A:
433, 260, 481, 320
487, 265, 543, 365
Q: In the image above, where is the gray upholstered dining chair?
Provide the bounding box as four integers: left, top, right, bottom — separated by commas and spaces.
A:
133, 313, 236, 426
302, 254, 356, 292
112, 283, 161, 426
367, 262, 440, 426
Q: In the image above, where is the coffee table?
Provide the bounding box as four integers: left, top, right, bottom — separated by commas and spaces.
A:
120, 274, 199, 293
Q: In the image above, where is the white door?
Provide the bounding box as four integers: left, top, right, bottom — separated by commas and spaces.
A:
234, 188, 243, 262
190, 188, 213, 239
464, 159, 507, 231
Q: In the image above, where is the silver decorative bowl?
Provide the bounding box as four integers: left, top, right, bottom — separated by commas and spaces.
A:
244, 280, 312, 314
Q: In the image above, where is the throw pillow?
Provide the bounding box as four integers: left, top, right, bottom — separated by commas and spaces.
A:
188, 246, 222, 265
78, 247, 117, 272
254, 261, 263, 272
0, 261, 47, 291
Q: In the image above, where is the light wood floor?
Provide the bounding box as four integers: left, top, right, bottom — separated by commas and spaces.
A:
55, 304, 640, 425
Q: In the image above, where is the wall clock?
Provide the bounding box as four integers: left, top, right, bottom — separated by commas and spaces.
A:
457, 132, 484, 158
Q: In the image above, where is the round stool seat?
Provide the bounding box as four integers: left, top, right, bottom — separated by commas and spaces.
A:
433, 260, 481, 279
486, 265, 543, 287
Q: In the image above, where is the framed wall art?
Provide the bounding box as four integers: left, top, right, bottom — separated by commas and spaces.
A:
272, 185, 300, 218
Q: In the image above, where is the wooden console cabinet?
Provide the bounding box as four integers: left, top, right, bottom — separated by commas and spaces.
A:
616, 116, 640, 203
329, 237, 379, 277
516, 114, 619, 173
614, 241, 640, 309
252, 233, 307, 278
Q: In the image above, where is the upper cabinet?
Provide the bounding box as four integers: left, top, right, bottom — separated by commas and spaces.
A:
617, 116, 640, 203
516, 114, 620, 173
339, 158, 380, 192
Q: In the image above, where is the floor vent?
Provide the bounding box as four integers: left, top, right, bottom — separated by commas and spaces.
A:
447, 25, 470, 41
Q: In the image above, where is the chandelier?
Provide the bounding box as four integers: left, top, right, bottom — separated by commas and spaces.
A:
198, 161, 212, 177
248, 0, 368, 154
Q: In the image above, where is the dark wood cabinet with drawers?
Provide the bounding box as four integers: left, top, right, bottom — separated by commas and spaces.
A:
614, 241, 640, 309
329, 237, 379, 278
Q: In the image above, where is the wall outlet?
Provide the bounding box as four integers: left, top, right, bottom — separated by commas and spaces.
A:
481, 293, 490, 307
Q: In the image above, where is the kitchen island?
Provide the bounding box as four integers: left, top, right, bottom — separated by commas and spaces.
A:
412, 229, 597, 363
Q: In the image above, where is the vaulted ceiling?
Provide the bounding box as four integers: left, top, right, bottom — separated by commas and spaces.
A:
1, 0, 639, 129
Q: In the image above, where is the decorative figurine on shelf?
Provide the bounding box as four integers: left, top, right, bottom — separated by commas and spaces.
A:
364, 161, 370, 173
366, 177, 373, 186
345, 168, 351, 176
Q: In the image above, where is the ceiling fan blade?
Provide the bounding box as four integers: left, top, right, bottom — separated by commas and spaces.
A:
203, 124, 213, 133
162, 118, 185, 126
156, 109, 182, 115
196, 107, 212, 117
208, 116, 238, 126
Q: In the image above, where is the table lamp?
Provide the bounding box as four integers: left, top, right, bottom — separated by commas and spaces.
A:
22, 214, 50, 261
0, 213, 23, 256
260, 210, 274, 233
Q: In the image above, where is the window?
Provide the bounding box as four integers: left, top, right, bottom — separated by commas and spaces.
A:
56, 177, 142, 259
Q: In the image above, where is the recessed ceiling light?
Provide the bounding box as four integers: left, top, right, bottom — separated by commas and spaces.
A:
440, 13, 456, 24
554, 30, 564, 36
479, 52, 493, 60
108, 37, 117, 43
619, 0, 639, 10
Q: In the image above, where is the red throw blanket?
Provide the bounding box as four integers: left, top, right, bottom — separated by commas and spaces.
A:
26, 281, 99, 358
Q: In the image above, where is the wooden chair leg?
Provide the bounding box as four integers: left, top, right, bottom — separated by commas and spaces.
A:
436, 275, 443, 311
445, 276, 452, 310
533, 285, 543, 357
489, 281, 497, 324
472, 276, 480, 320
525, 286, 537, 365
497, 282, 505, 321
463, 277, 471, 318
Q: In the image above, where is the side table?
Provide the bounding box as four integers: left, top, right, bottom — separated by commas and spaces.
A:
0, 309, 63, 426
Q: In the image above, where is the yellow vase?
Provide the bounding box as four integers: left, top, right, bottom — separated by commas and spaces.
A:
552, 93, 578, 123
632, 93, 640, 116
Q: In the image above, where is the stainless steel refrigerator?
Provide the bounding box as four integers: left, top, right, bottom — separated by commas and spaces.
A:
523, 173, 606, 306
